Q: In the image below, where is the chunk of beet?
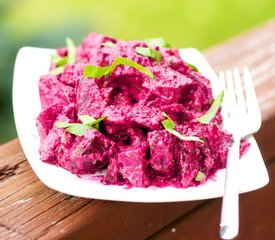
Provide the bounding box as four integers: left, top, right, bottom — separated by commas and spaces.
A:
76, 77, 106, 118
104, 138, 150, 188
60, 129, 115, 174
174, 123, 231, 187
39, 74, 76, 110
148, 130, 177, 179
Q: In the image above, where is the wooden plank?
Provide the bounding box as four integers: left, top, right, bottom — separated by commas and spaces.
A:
0, 226, 27, 240
204, 19, 275, 76
37, 200, 204, 240
0, 139, 22, 158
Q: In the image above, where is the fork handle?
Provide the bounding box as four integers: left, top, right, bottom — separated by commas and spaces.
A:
220, 137, 240, 240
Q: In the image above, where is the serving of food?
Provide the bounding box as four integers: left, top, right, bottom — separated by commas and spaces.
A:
36, 33, 232, 189
12, 33, 269, 202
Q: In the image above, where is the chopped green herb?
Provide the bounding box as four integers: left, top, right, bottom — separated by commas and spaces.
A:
83, 65, 111, 79
49, 53, 66, 74
88, 115, 107, 126
55, 115, 106, 136
197, 90, 224, 124
50, 37, 76, 75
83, 57, 154, 79
195, 171, 206, 181
144, 37, 171, 48
87, 115, 107, 131
102, 41, 116, 48
66, 124, 88, 136
185, 62, 199, 72
55, 122, 74, 128
161, 112, 176, 129
78, 115, 96, 125
169, 129, 204, 142
49, 66, 65, 76
135, 47, 162, 63
51, 55, 68, 66
66, 37, 76, 65
161, 112, 203, 142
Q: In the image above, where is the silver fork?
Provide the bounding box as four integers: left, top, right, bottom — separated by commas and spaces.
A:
219, 68, 261, 240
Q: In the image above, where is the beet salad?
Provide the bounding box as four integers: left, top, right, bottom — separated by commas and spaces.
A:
36, 33, 232, 188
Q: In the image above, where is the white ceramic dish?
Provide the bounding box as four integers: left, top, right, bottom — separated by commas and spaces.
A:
12, 47, 269, 202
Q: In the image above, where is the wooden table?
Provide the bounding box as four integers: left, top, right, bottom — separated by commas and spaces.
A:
1, 19, 275, 240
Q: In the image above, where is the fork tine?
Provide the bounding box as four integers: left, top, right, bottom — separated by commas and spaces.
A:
233, 69, 246, 115
225, 70, 238, 120
243, 67, 262, 131
219, 71, 230, 130
219, 71, 226, 114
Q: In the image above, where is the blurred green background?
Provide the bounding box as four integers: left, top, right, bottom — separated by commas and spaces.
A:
0, 0, 274, 144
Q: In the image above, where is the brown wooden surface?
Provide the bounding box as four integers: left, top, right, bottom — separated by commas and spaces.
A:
1, 19, 275, 240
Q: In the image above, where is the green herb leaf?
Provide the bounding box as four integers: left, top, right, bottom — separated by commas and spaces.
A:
51, 55, 68, 67
83, 57, 154, 79
195, 171, 206, 181
144, 38, 171, 48
102, 41, 116, 48
84, 115, 107, 131
66, 37, 76, 65
161, 112, 176, 129
135, 47, 162, 63
168, 129, 204, 142
66, 124, 88, 136
87, 116, 107, 126
55, 121, 74, 128
83, 65, 111, 78
197, 90, 224, 124
55, 122, 88, 136
50, 54, 67, 75
50, 38, 76, 75
55, 115, 106, 136
161, 112, 203, 142
49, 66, 65, 75
79, 115, 96, 125
112, 57, 154, 78
185, 62, 199, 72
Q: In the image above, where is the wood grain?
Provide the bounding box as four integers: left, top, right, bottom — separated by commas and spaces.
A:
0, 19, 275, 240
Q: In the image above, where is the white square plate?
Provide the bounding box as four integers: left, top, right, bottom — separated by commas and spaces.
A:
12, 47, 269, 202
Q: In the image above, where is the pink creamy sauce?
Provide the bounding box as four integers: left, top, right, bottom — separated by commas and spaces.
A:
37, 33, 233, 188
